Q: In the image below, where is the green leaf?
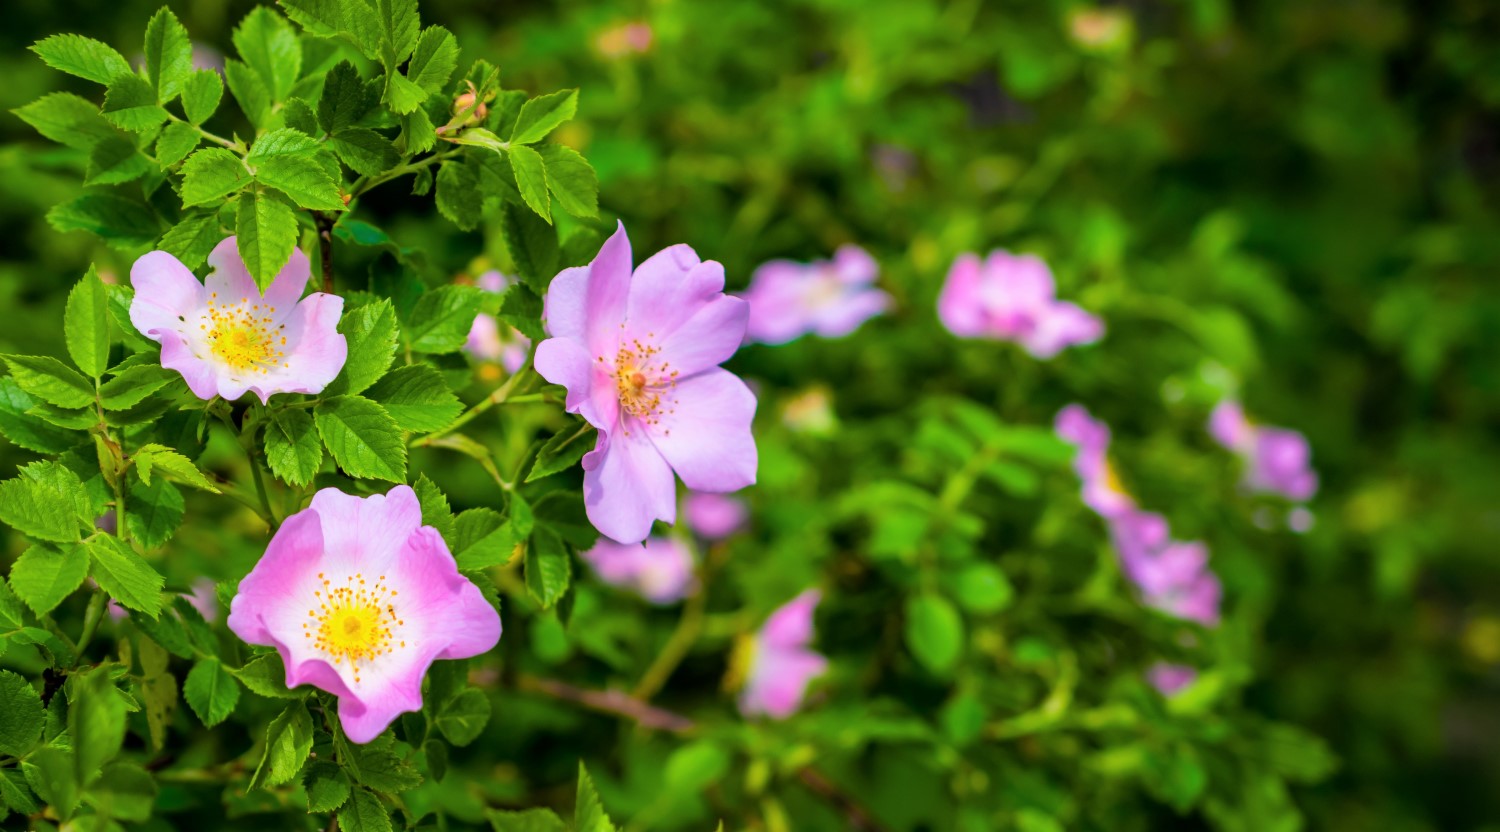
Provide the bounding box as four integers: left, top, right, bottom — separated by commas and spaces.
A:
314, 395, 407, 482
501, 202, 560, 294
374, 0, 420, 70
251, 701, 314, 790
233, 7, 303, 102
0, 767, 39, 815
48, 193, 163, 248
330, 127, 400, 176
225, 58, 273, 128
497, 284, 546, 342
155, 120, 201, 167
184, 658, 241, 727
144, 6, 194, 102
338, 788, 393, 832
158, 214, 223, 270
328, 299, 398, 395
905, 592, 965, 676
265, 408, 323, 487
367, 365, 462, 432
525, 527, 571, 609
434, 688, 489, 747
538, 144, 599, 219
950, 563, 1013, 614
284, 96, 319, 135
13, 92, 115, 150
0, 378, 79, 454
511, 89, 578, 145
64, 266, 111, 378
574, 762, 616, 832
181, 148, 253, 206
85, 135, 152, 186
98, 364, 175, 410
0, 670, 44, 757
87, 535, 165, 618
384, 71, 427, 115
30, 34, 131, 85
84, 761, 158, 822
2, 354, 95, 408
279, 0, 381, 59
0, 461, 90, 543
509, 144, 551, 222
413, 474, 454, 541
304, 761, 352, 812
452, 509, 519, 571
348, 736, 422, 792
127, 477, 184, 549
401, 107, 437, 155
233, 651, 304, 699
236, 188, 299, 291
317, 60, 373, 133
408, 26, 458, 94
101, 74, 168, 132
183, 69, 224, 125
250, 129, 346, 210
435, 158, 483, 231
8, 544, 89, 616
23, 747, 78, 820
664, 741, 730, 793
134, 443, 220, 493
488, 808, 567, 832
527, 425, 594, 483
70, 666, 126, 785
405, 286, 484, 354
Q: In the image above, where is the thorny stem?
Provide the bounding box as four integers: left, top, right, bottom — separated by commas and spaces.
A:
515, 675, 696, 733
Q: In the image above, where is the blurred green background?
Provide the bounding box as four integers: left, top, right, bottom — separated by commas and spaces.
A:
4, 0, 1500, 829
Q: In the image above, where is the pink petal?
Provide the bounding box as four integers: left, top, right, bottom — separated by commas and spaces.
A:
583, 222, 633, 358
1208, 401, 1249, 451
627, 249, 728, 339
309, 486, 423, 577
583, 428, 677, 544
832, 245, 878, 285
227, 508, 326, 648
129, 251, 205, 338
157, 330, 221, 400
655, 295, 749, 378
937, 254, 987, 337
810, 288, 890, 339
743, 263, 815, 345
644, 368, 757, 492
683, 491, 748, 540
990, 251, 1055, 306
206, 237, 310, 320
542, 264, 590, 341
761, 589, 820, 649
741, 647, 827, 719
534, 337, 619, 430
391, 526, 502, 660
246, 293, 347, 403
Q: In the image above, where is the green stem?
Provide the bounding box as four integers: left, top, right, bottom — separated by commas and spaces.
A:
348, 149, 461, 199
73, 590, 108, 664
633, 545, 712, 701
166, 113, 239, 151
247, 454, 277, 528
418, 367, 534, 445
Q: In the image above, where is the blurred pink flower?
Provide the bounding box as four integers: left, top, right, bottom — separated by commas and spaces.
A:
1147, 662, 1197, 696
938, 251, 1102, 358
683, 491, 748, 540
188, 578, 220, 623
130, 238, 346, 403
535, 222, 758, 544
1209, 401, 1318, 501
742, 245, 891, 344
580, 537, 696, 604
740, 590, 828, 719
227, 486, 501, 743
464, 271, 530, 374
1054, 404, 1133, 518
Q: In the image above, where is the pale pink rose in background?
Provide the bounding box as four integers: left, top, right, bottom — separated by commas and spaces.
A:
1148, 662, 1197, 696
742, 245, 891, 345
682, 491, 748, 540
130, 238, 346, 403
228, 486, 501, 743
534, 222, 758, 545
1209, 401, 1319, 502
580, 536, 696, 604
740, 590, 828, 719
938, 250, 1103, 358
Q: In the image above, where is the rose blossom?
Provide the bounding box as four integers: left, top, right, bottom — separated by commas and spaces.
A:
1147, 662, 1197, 696
682, 491, 748, 540
464, 270, 531, 375
740, 590, 828, 719
579, 536, 696, 604
938, 250, 1102, 358
534, 222, 757, 544
742, 245, 891, 345
129, 237, 346, 403
1209, 401, 1318, 501
228, 486, 501, 743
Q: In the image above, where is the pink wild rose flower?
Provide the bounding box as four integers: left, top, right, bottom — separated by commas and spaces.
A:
1148, 662, 1198, 696
938, 250, 1103, 358
580, 536, 697, 604
740, 590, 828, 719
683, 491, 748, 541
464, 271, 531, 374
534, 222, 758, 544
1209, 401, 1319, 502
742, 245, 891, 344
228, 486, 501, 743
129, 237, 346, 403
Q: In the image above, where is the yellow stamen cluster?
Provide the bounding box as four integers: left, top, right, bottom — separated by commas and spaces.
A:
599, 332, 680, 435
201, 292, 289, 374
303, 572, 406, 683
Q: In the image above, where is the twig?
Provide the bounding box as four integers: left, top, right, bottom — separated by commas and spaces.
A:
514, 674, 695, 733
797, 768, 888, 832
315, 212, 336, 293
632, 568, 709, 701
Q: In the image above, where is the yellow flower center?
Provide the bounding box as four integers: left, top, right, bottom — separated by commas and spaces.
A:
202, 292, 289, 374
600, 335, 680, 430
303, 572, 405, 683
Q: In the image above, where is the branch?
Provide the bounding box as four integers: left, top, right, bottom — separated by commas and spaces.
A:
315, 212, 337, 294
514, 674, 695, 733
